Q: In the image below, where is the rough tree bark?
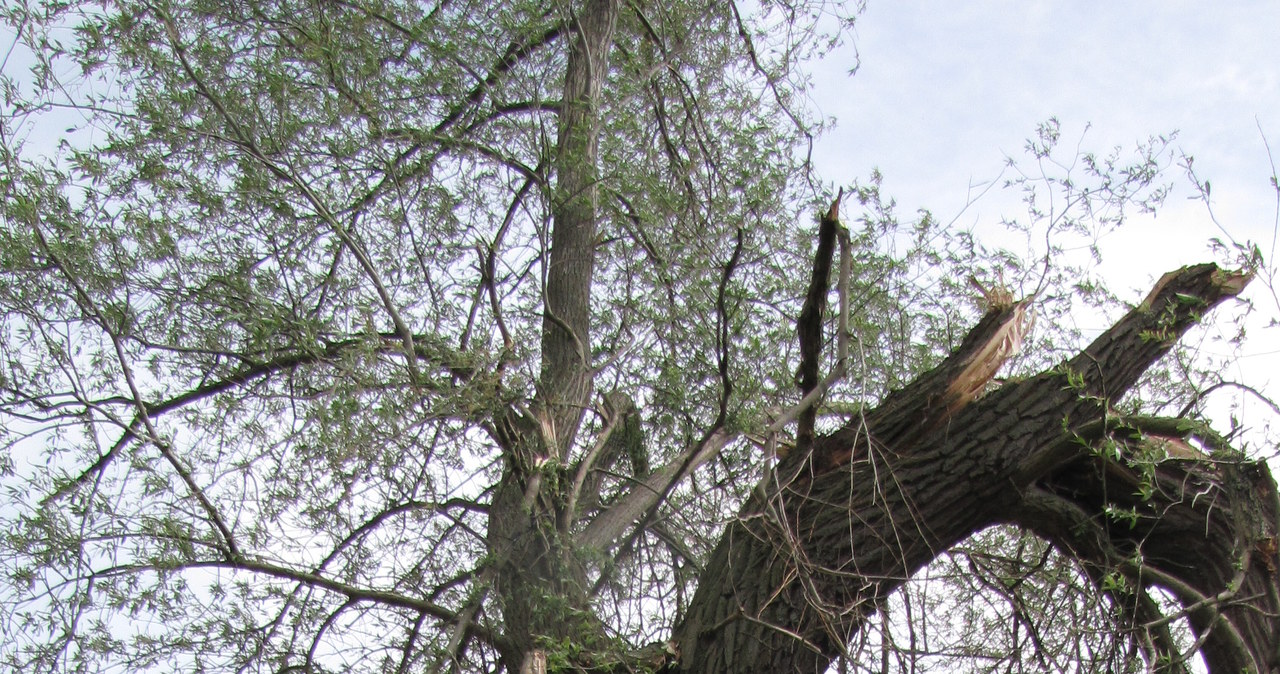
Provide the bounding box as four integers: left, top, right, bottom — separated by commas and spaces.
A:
18, 3, 1279, 673
540, 0, 620, 455
668, 263, 1280, 673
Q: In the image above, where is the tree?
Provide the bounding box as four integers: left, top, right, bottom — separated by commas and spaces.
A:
1, 1, 1277, 673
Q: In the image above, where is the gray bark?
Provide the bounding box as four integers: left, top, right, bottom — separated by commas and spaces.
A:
540, 0, 620, 456
487, 2, 621, 670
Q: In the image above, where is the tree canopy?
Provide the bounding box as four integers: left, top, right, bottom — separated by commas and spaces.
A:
1, 1, 1277, 673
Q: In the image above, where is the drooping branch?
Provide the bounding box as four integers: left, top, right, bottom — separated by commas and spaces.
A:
347, 20, 566, 215
1018, 421, 1280, 674
158, 9, 426, 382
1015, 486, 1196, 674
46, 331, 485, 503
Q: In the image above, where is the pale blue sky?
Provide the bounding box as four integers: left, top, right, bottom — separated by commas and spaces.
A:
814, 1, 1280, 265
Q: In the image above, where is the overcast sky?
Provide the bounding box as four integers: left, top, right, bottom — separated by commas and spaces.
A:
809, 2, 1280, 446
813, 1, 1280, 276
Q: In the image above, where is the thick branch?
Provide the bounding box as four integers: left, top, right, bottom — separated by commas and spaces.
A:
1067, 263, 1251, 400
810, 296, 1034, 471
578, 429, 734, 551
49, 333, 477, 502
1025, 435, 1280, 674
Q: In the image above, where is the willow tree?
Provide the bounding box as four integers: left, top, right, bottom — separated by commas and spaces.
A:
1, 1, 1277, 673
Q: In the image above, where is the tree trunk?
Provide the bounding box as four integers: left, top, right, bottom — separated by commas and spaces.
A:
487, 1, 621, 670
671, 264, 1280, 674
540, 0, 620, 456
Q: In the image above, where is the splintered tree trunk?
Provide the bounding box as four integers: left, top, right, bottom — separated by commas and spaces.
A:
672, 264, 1280, 674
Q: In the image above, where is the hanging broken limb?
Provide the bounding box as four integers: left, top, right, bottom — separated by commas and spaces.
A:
795, 190, 844, 455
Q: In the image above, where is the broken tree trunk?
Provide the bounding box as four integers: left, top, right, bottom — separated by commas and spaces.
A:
670, 264, 1279, 674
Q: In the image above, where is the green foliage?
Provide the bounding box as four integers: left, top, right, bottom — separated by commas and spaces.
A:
0, 0, 868, 669
0, 0, 1262, 672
